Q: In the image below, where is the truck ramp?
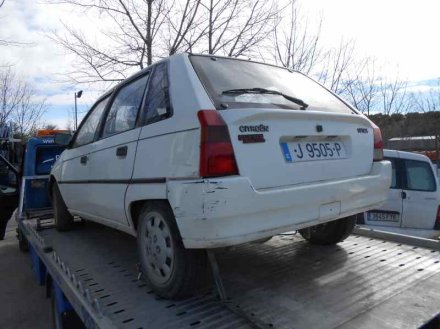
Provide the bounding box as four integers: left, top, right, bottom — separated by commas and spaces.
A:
23, 220, 440, 329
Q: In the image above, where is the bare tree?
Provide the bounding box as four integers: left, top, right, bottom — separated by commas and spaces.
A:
268, 0, 366, 103
0, 68, 46, 138
49, 0, 185, 82
342, 59, 410, 115
343, 58, 379, 115
163, 0, 202, 54
49, 0, 279, 83
199, 0, 279, 57
272, 0, 323, 75
317, 40, 359, 95
0, 68, 25, 125
411, 79, 440, 112
379, 76, 409, 115
164, 0, 280, 57
12, 88, 46, 138
49, 0, 203, 82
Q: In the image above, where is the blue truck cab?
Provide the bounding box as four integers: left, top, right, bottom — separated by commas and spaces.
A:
1, 130, 68, 240
19, 131, 68, 219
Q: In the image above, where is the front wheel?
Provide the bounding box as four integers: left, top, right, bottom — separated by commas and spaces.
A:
137, 202, 207, 299
299, 216, 356, 245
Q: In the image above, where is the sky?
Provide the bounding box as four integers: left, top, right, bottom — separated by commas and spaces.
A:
304, 0, 440, 80
1, 0, 439, 128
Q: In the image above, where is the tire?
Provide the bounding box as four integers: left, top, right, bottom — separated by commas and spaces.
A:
137, 202, 207, 299
17, 228, 29, 252
51, 285, 85, 329
51, 291, 64, 329
52, 183, 74, 231
299, 216, 356, 245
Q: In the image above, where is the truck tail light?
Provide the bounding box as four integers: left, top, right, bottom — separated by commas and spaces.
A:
373, 125, 384, 161
435, 206, 440, 230
197, 110, 239, 178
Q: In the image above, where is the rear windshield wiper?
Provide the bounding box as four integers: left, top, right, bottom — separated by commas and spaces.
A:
222, 87, 309, 110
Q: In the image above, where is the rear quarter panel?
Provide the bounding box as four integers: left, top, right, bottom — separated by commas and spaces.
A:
125, 55, 213, 221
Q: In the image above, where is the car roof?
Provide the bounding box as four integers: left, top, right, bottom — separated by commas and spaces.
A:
94, 55, 183, 103
93, 52, 295, 104
384, 149, 432, 162
120, 52, 294, 84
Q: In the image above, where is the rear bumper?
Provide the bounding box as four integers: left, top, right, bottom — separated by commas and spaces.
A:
168, 161, 392, 248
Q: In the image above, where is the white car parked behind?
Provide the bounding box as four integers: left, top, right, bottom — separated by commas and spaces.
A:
50, 54, 391, 299
359, 149, 440, 239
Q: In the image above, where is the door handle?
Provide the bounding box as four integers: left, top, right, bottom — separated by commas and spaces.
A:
401, 191, 407, 199
116, 146, 128, 157
80, 155, 88, 165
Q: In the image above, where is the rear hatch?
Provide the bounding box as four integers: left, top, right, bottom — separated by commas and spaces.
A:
221, 109, 374, 190
189, 54, 376, 190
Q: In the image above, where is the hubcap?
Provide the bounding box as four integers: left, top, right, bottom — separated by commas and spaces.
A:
143, 212, 174, 284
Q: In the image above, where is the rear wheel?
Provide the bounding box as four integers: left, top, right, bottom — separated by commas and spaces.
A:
137, 202, 207, 299
51, 292, 63, 329
17, 228, 29, 252
52, 183, 73, 231
299, 216, 356, 245
51, 285, 85, 329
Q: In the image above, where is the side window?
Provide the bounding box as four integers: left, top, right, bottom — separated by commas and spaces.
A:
74, 96, 110, 147
404, 159, 436, 192
141, 62, 171, 125
102, 74, 149, 138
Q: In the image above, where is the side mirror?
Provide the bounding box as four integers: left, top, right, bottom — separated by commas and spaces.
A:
54, 132, 72, 146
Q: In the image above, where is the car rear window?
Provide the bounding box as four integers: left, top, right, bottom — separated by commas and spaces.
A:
190, 55, 354, 114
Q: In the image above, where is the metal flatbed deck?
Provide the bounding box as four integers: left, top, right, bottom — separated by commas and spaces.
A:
21, 220, 440, 329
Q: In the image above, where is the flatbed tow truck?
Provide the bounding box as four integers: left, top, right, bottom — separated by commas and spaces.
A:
12, 131, 440, 329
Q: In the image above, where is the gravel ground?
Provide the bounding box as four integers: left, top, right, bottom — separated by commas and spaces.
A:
0, 220, 53, 329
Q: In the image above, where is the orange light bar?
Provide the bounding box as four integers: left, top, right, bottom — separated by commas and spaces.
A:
36, 129, 69, 137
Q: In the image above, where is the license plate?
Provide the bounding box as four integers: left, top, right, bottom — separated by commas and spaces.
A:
280, 141, 346, 162
367, 211, 400, 222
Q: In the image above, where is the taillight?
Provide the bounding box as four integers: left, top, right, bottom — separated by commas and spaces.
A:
197, 110, 239, 178
373, 124, 383, 161
435, 206, 440, 230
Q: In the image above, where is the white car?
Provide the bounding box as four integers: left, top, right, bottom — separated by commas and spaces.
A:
50, 54, 391, 298
359, 149, 440, 239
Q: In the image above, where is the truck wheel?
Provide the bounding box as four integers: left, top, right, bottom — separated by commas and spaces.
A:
51, 286, 85, 329
52, 183, 73, 231
137, 202, 207, 299
17, 228, 29, 252
299, 216, 356, 245
52, 292, 64, 329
